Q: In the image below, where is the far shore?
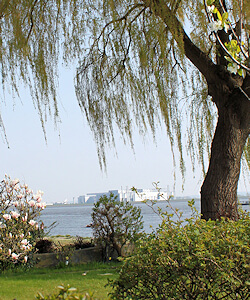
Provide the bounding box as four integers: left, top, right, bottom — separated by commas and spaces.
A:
45, 196, 249, 207
47, 198, 201, 207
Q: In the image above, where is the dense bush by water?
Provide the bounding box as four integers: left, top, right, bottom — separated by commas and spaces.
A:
110, 201, 250, 299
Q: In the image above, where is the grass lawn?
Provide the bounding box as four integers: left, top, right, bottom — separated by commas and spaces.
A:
48, 235, 91, 246
0, 262, 120, 300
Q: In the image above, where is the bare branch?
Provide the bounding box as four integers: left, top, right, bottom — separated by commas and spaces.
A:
94, 3, 145, 48
26, 0, 39, 43
143, 0, 215, 82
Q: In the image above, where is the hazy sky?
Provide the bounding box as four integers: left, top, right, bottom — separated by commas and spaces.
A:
0, 67, 249, 204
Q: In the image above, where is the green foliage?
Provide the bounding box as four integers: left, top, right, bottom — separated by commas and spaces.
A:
35, 239, 54, 254
1, 0, 249, 181
72, 236, 94, 250
36, 284, 97, 300
74, 0, 249, 174
0, 0, 84, 137
110, 201, 250, 299
91, 193, 143, 259
76, 0, 216, 173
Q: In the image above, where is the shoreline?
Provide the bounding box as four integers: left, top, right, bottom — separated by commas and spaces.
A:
45, 196, 249, 207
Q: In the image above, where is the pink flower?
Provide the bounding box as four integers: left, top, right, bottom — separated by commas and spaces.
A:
36, 197, 42, 203
21, 244, 28, 250
21, 240, 32, 251
13, 201, 19, 207
36, 202, 46, 209
17, 194, 23, 199
37, 190, 44, 196
35, 190, 44, 202
22, 214, 28, 222
21, 239, 28, 245
11, 211, 20, 219
20, 233, 24, 239
11, 179, 19, 187
24, 256, 28, 263
3, 214, 11, 220
28, 200, 36, 207
11, 253, 19, 260
36, 202, 42, 208
9, 233, 12, 238
8, 249, 11, 255
28, 220, 36, 226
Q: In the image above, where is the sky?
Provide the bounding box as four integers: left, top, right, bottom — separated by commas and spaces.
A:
0, 67, 249, 204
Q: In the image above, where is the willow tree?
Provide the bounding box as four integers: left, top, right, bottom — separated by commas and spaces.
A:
0, 0, 83, 138
1, 1, 249, 220
75, 0, 250, 220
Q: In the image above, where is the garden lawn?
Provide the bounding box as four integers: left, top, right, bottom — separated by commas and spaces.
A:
0, 262, 120, 300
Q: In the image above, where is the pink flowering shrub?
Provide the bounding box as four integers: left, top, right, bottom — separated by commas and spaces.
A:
0, 175, 46, 269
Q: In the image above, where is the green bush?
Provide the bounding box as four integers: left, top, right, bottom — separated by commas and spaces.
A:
110, 201, 250, 299
36, 284, 97, 299
72, 236, 94, 250
91, 193, 143, 260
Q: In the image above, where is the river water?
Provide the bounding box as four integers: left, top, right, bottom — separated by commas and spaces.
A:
40, 199, 249, 237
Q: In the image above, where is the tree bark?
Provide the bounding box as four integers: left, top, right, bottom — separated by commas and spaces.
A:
201, 84, 250, 220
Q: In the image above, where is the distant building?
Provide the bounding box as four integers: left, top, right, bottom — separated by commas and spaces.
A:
78, 195, 85, 204
77, 187, 173, 204
85, 192, 109, 203
131, 189, 169, 202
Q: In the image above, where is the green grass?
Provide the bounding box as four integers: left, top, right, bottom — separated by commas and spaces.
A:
48, 235, 92, 248
0, 262, 120, 300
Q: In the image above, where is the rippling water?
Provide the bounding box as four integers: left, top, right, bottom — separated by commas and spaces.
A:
40, 199, 249, 237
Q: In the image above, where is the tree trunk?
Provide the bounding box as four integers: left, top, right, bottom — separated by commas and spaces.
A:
201, 87, 250, 220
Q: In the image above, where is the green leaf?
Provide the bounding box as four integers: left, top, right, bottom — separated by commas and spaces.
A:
231, 40, 237, 48
216, 11, 222, 21
224, 56, 232, 62
237, 69, 243, 77
222, 12, 228, 23
207, 0, 215, 5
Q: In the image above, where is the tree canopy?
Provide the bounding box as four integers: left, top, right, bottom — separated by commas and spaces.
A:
0, 0, 83, 138
75, 0, 249, 175
0, 0, 249, 219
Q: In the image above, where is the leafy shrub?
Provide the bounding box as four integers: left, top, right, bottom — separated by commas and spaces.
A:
36, 284, 97, 299
35, 239, 54, 253
0, 175, 46, 269
110, 200, 250, 299
91, 193, 143, 260
73, 236, 94, 250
